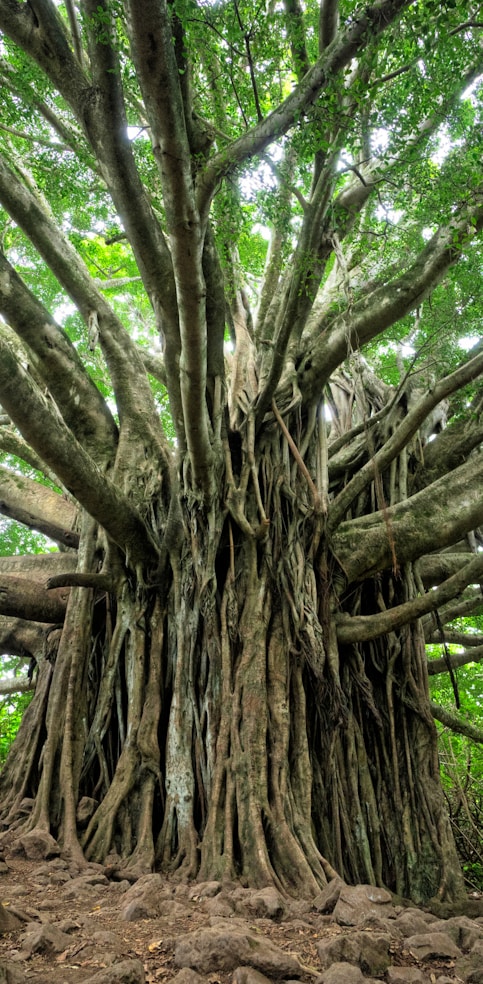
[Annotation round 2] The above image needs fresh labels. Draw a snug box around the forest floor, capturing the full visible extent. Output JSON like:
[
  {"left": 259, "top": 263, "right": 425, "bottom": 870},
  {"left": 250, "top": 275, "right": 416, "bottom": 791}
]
[{"left": 1, "top": 855, "right": 483, "bottom": 984}]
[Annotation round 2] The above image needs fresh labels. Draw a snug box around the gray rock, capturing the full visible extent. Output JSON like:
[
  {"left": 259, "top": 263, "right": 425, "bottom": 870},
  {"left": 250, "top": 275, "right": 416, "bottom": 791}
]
[
  {"left": 61, "top": 871, "right": 110, "bottom": 900},
  {"left": 386, "top": 969, "right": 429, "bottom": 983},
  {"left": 332, "top": 884, "right": 394, "bottom": 926},
  {"left": 0, "top": 904, "right": 23, "bottom": 934},
  {"left": 233, "top": 968, "right": 273, "bottom": 984},
  {"left": 360, "top": 913, "right": 403, "bottom": 936},
  {"left": 174, "top": 921, "right": 303, "bottom": 976},
  {"left": 170, "top": 971, "right": 205, "bottom": 984},
  {"left": 430, "top": 915, "right": 482, "bottom": 950},
  {"left": 244, "top": 887, "right": 285, "bottom": 921},
  {"left": 188, "top": 881, "right": 222, "bottom": 900},
  {"left": 316, "top": 963, "right": 366, "bottom": 984},
  {"left": 312, "top": 877, "right": 346, "bottom": 914},
  {"left": 120, "top": 872, "right": 171, "bottom": 920},
  {"left": 316, "top": 930, "right": 391, "bottom": 976},
  {"left": 203, "top": 895, "right": 235, "bottom": 918},
  {"left": 395, "top": 911, "right": 435, "bottom": 937},
  {"left": 20, "top": 922, "right": 72, "bottom": 955},
  {"left": 82, "top": 959, "right": 146, "bottom": 983},
  {"left": 455, "top": 938, "right": 483, "bottom": 984},
  {"left": 76, "top": 796, "right": 99, "bottom": 827},
  {"left": 0, "top": 962, "right": 27, "bottom": 983},
  {"left": 17, "top": 830, "right": 60, "bottom": 861},
  {"left": 56, "top": 918, "right": 81, "bottom": 934},
  {"left": 403, "top": 931, "right": 463, "bottom": 961}
]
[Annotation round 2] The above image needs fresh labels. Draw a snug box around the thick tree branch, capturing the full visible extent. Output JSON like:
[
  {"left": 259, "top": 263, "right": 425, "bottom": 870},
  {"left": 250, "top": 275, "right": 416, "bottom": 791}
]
[
  {"left": 426, "top": 629, "right": 483, "bottom": 648},
  {"left": 333, "top": 451, "right": 483, "bottom": 583},
  {"left": 0, "top": 0, "right": 182, "bottom": 442},
  {"left": 336, "top": 554, "right": 483, "bottom": 644},
  {"left": 416, "top": 554, "right": 475, "bottom": 588},
  {"left": 283, "top": 0, "right": 310, "bottom": 79},
  {"left": 319, "top": 0, "right": 339, "bottom": 51},
  {"left": 0, "top": 426, "right": 50, "bottom": 475},
  {"left": 329, "top": 344, "right": 483, "bottom": 530},
  {"left": 0, "top": 675, "right": 35, "bottom": 696},
  {"left": 0, "top": 465, "right": 79, "bottom": 549},
  {"left": 428, "top": 647, "right": 483, "bottom": 675},
  {"left": 423, "top": 591, "right": 483, "bottom": 638},
  {"left": 0, "top": 613, "right": 57, "bottom": 659},
  {"left": 0, "top": 327, "right": 158, "bottom": 570},
  {"left": 0, "top": 575, "right": 68, "bottom": 623},
  {"left": 0, "top": 159, "right": 170, "bottom": 472},
  {"left": 430, "top": 703, "right": 483, "bottom": 745},
  {"left": 0, "top": 246, "right": 118, "bottom": 459},
  {"left": 127, "top": 0, "right": 214, "bottom": 494},
  {"left": 414, "top": 414, "right": 483, "bottom": 488}
]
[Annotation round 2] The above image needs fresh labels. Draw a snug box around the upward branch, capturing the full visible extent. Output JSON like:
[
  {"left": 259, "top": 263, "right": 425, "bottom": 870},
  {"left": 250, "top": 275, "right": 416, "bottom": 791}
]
[{"left": 127, "top": 0, "right": 214, "bottom": 494}]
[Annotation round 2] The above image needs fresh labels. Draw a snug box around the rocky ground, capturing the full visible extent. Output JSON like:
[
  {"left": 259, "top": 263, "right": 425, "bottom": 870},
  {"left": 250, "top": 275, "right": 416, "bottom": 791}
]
[{"left": 1, "top": 835, "right": 482, "bottom": 984}]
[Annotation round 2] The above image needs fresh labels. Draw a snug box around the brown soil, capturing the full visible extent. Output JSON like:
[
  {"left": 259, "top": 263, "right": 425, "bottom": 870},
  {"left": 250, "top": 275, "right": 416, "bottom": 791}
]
[{"left": 0, "top": 858, "right": 481, "bottom": 984}]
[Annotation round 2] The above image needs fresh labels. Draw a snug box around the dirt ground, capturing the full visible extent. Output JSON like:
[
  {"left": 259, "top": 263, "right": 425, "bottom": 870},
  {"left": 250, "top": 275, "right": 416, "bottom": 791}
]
[{"left": 1, "top": 857, "right": 482, "bottom": 984}]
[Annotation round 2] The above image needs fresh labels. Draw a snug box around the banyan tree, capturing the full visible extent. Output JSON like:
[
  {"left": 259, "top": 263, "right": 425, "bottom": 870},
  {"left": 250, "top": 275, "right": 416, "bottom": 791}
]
[{"left": 0, "top": 0, "right": 482, "bottom": 902}]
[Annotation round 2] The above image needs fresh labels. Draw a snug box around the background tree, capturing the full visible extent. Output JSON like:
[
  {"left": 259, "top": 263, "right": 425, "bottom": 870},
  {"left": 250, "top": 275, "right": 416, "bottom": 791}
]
[{"left": 0, "top": 0, "right": 482, "bottom": 903}]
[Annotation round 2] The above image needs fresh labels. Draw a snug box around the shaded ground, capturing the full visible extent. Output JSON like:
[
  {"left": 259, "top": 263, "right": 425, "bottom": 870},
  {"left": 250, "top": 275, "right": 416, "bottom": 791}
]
[{"left": 1, "top": 854, "right": 482, "bottom": 984}]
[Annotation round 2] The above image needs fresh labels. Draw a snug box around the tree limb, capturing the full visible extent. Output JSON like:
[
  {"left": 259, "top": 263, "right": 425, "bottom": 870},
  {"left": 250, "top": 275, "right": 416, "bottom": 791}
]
[
  {"left": 127, "top": 0, "right": 214, "bottom": 494},
  {"left": 0, "top": 465, "right": 79, "bottom": 548},
  {"left": 428, "top": 647, "right": 483, "bottom": 675},
  {"left": 0, "top": 326, "right": 158, "bottom": 570},
  {"left": 336, "top": 553, "right": 483, "bottom": 644},
  {"left": 319, "top": 0, "right": 339, "bottom": 51},
  {"left": 329, "top": 344, "right": 483, "bottom": 531},
  {"left": 0, "top": 245, "right": 118, "bottom": 458},
  {"left": 0, "top": 675, "right": 35, "bottom": 696},
  {"left": 0, "top": 575, "right": 68, "bottom": 623},
  {"left": 298, "top": 189, "right": 483, "bottom": 402},
  {"left": 333, "top": 451, "right": 483, "bottom": 584},
  {"left": 430, "top": 703, "right": 483, "bottom": 745}
]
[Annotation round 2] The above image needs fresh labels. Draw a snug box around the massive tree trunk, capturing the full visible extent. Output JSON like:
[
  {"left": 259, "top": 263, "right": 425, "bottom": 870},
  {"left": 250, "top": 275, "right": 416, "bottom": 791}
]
[
  {"left": 0, "top": 0, "right": 482, "bottom": 905},
  {"left": 1, "top": 383, "right": 476, "bottom": 901}
]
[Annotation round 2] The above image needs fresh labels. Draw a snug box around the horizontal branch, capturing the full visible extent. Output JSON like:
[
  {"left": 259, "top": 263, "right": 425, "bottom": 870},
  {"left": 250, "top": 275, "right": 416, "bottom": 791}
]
[
  {"left": 335, "top": 553, "right": 483, "bottom": 644},
  {"left": 428, "top": 646, "right": 483, "bottom": 675},
  {"left": 46, "top": 572, "right": 113, "bottom": 592},
  {"left": 333, "top": 451, "right": 483, "bottom": 583},
  {"left": 0, "top": 574, "right": 68, "bottom": 623},
  {"left": 0, "top": 675, "right": 35, "bottom": 696},
  {"left": 430, "top": 703, "right": 483, "bottom": 745},
  {"left": 415, "top": 554, "right": 472, "bottom": 588},
  {"left": 426, "top": 628, "right": 483, "bottom": 648},
  {"left": 0, "top": 465, "right": 79, "bottom": 548},
  {"left": 0, "top": 614, "right": 56, "bottom": 659},
  {"left": 0, "top": 553, "right": 77, "bottom": 578},
  {"left": 423, "top": 591, "right": 483, "bottom": 638}
]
